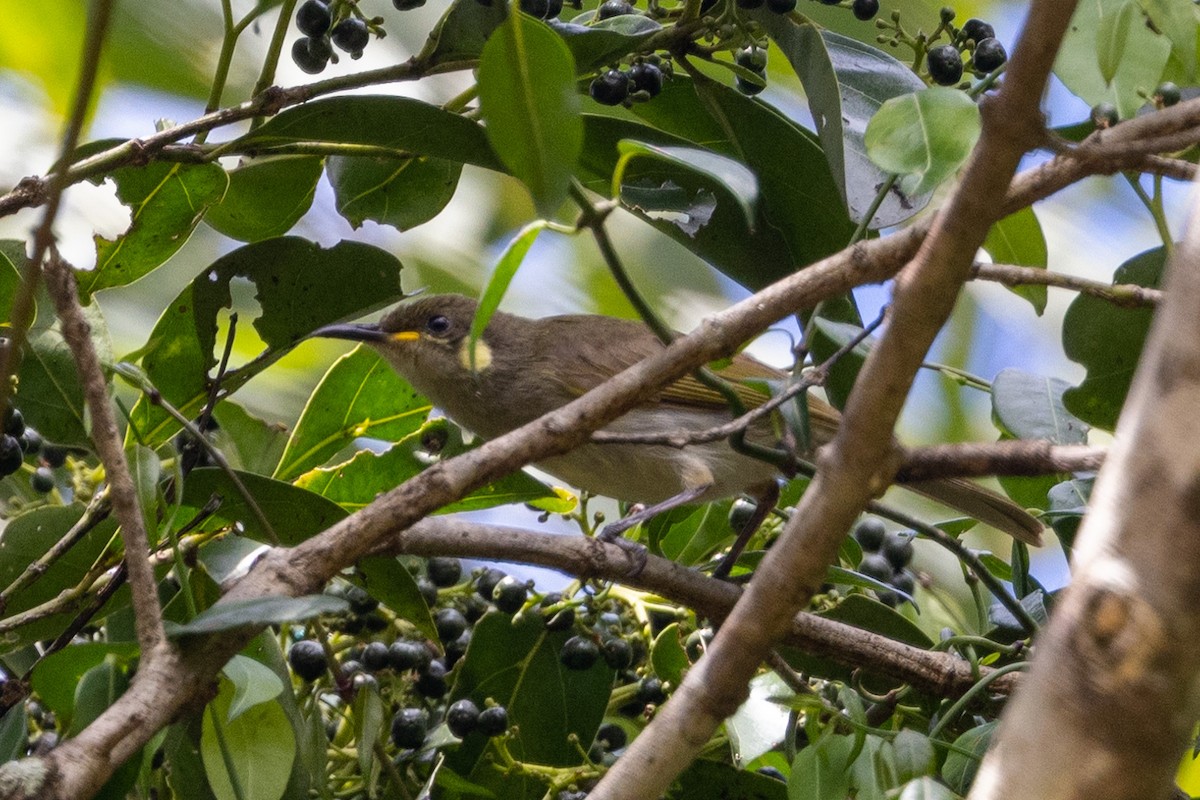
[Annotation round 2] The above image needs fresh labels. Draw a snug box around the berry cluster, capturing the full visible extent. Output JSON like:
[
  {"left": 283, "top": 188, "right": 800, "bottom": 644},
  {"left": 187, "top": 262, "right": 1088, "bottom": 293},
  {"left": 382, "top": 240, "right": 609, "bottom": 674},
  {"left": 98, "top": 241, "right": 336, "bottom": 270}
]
[
  {"left": 291, "top": 0, "right": 377, "bottom": 75},
  {"left": 1, "top": 404, "right": 68, "bottom": 498},
  {"left": 734, "top": 46, "right": 768, "bottom": 96},
  {"left": 588, "top": 60, "right": 666, "bottom": 106},
  {"left": 923, "top": 16, "right": 1008, "bottom": 86},
  {"left": 852, "top": 518, "right": 916, "bottom": 606}
]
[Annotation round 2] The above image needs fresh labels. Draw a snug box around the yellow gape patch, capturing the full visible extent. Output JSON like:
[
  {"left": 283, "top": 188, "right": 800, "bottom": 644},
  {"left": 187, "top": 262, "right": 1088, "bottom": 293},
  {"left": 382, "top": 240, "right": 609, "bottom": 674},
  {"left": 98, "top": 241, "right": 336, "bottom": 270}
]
[{"left": 458, "top": 338, "right": 492, "bottom": 372}]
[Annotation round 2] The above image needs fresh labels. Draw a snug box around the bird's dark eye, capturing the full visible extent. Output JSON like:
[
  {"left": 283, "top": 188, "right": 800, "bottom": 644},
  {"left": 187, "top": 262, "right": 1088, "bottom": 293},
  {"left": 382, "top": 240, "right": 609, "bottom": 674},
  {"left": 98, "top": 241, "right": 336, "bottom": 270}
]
[{"left": 426, "top": 315, "right": 451, "bottom": 335}]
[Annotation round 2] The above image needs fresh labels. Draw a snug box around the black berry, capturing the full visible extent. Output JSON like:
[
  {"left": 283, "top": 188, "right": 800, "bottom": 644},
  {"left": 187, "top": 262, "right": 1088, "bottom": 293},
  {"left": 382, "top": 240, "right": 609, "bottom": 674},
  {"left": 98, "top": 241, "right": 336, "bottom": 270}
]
[
  {"left": 766, "top": 0, "right": 795, "bottom": 12},
  {"left": 602, "top": 638, "right": 633, "bottom": 670},
  {"left": 1091, "top": 102, "right": 1119, "bottom": 128},
  {"left": 973, "top": 38, "right": 1007, "bottom": 72},
  {"left": 475, "top": 567, "right": 507, "bottom": 601},
  {"left": 291, "top": 37, "right": 330, "bottom": 75},
  {"left": 417, "top": 578, "right": 438, "bottom": 607},
  {"left": 415, "top": 660, "right": 449, "bottom": 698},
  {"left": 960, "top": 18, "right": 995, "bottom": 44},
  {"left": 394, "top": 0, "right": 427, "bottom": 8},
  {"left": 559, "top": 635, "right": 600, "bottom": 670},
  {"left": 477, "top": 705, "right": 509, "bottom": 736},
  {"left": 736, "top": 0, "right": 765, "bottom": 7},
  {"left": 540, "top": 594, "right": 575, "bottom": 632},
  {"left": 757, "top": 766, "right": 786, "bottom": 781},
  {"left": 288, "top": 640, "right": 328, "bottom": 682},
  {"left": 735, "top": 46, "right": 767, "bottom": 73},
  {"left": 590, "top": 70, "right": 630, "bottom": 106},
  {"left": 361, "top": 641, "right": 390, "bottom": 672},
  {"left": 388, "top": 640, "right": 432, "bottom": 672},
  {"left": 595, "top": 722, "right": 627, "bottom": 750},
  {"left": 492, "top": 576, "right": 529, "bottom": 614},
  {"left": 446, "top": 699, "right": 481, "bottom": 737},
  {"left": 629, "top": 63, "right": 664, "bottom": 98},
  {"left": 331, "top": 18, "right": 370, "bottom": 56},
  {"left": 434, "top": 607, "right": 468, "bottom": 642},
  {"left": 345, "top": 585, "right": 378, "bottom": 615},
  {"left": 19, "top": 427, "right": 41, "bottom": 455},
  {"left": 0, "top": 435, "right": 23, "bottom": 477},
  {"left": 427, "top": 556, "right": 462, "bottom": 587},
  {"left": 295, "top": 0, "right": 332, "bottom": 37},
  {"left": 852, "top": 0, "right": 878, "bottom": 20},
  {"left": 390, "top": 708, "right": 429, "bottom": 749},
  {"left": 1154, "top": 82, "right": 1181, "bottom": 108},
  {"left": 597, "top": 0, "right": 634, "bottom": 18},
  {"left": 444, "top": 631, "right": 471, "bottom": 668},
  {"left": 891, "top": 569, "right": 915, "bottom": 597},
  {"left": 858, "top": 553, "right": 894, "bottom": 583},
  {"left": 882, "top": 532, "right": 914, "bottom": 569},
  {"left": 41, "top": 443, "right": 67, "bottom": 469},
  {"left": 927, "top": 44, "right": 963, "bottom": 86},
  {"left": 735, "top": 76, "right": 765, "bottom": 96},
  {"left": 728, "top": 498, "right": 758, "bottom": 533},
  {"left": 30, "top": 467, "right": 54, "bottom": 494},
  {"left": 636, "top": 676, "right": 667, "bottom": 705},
  {"left": 4, "top": 408, "right": 24, "bottom": 437},
  {"left": 852, "top": 518, "right": 887, "bottom": 552}
]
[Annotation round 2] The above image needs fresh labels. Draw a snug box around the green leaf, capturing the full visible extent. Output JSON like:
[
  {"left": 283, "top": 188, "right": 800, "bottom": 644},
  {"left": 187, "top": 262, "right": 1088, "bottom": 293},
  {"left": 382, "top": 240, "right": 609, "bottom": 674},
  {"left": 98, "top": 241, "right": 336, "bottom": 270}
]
[
  {"left": 667, "top": 759, "right": 786, "bottom": 800},
  {"left": 1097, "top": 0, "right": 1137, "bottom": 82},
  {"left": 655, "top": 501, "right": 734, "bottom": 567},
  {"left": 211, "top": 401, "right": 289, "bottom": 476},
  {"left": 204, "top": 156, "right": 322, "bottom": 242},
  {"left": 478, "top": 13, "right": 582, "bottom": 215},
  {"left": 617, "top": 140, "right": 759, "bottom": 230},
  {"left": 0, "top": 705, "right": 26, "bottom": 764},
  {"left": 1062, "top": 245, "right": 1164, "bottom": 430},
  {"left": 421, "top": 0, "right": 508, "bottom": 66},
  {"left": 1138, "top": 0, "right": 1197, "bottom": 81},
  {"left": 1046, "top": 476, "right": 1093, "bottom": 553},
  {"left": 992, "top": 369, "right": 1090, "bottom": 444},
  {"left": 201, "top": 677, "right": 296, "bottom": 800},
  {"left": 891, "top": 730, "right": 936, "bottom": 783},
  {"left": 132, "top": 237, "right": 403, "bottom": 446},
  {"left": 789, "top": 734, "right": 856, "bottom": 800},
  {"left": 808, "top": 319, "right": 875, "bottom": 409},
  {"left": 295, "top": 421, "right": 556, "bottom": 514},
  {"left": 0, "top": 242, "right": 31, "bottom": 326},
  {"left": 940, "top": 721, "right": 996, "bottom": 794},
  {"left": 326, "top": 155, "right": 462, "bottom": 232},
  {"left": 275, "top": 345, "right": 430, "bottom": 481},
  {"left": 222, "top": 655, "right": 284, "bottom": 722},
  {"left": 549, "top": 15, "right": 662, "bottom": 73},
  {"left": 169, "top": 595, "right": 349, "bottom": 636},
  {"left": 1054, "top": 0, "right": 1172, "bottom": 118},
  {"left": 71, "top": 659, "right": 144, "bottom": 799},
  {"left": 18, "top": 329, "right": 90, "bottom": 447},
  {"left": 470, "top": 221, "right": 547, "bottom": 369},
  {"left": 650, "top": 623, "right": 689, "bottom": 687},
  {"left": 898, "top": 776, "right": 961, "bottom": 800},
  {"left": 79, "top": 161, "right": 228, "bottom": 298},
  {"left": 30, "top": 643, "right": 139, "bottom": 722},
  {"left": 180, "top": 467, "right": 350, "bottom": 545},
  {"left": 352, "top": 681, "right": 385, "bottom": 779},
  {"left": 129, "top": 444, "right": 162, "bottom": 545},
  {"left": 983, "top": 208, "right": 1049, "bottom": 315},
  {"left": 865, "top": 87, "right": 981, "bottom": 197},
  {"left": 753, "top": 18, "right": 929, "bottom": 227},
  {"left": 726, "top": 672, "right": 793, "bottom": 767},
  {"left": 445, "top": 612, "right": 613, "bottom": 789},
  {"left": 827, "top": 566, "right": 918, "bottom": 610},
  {"left": 355, "top": 556, "right": 438, "bottom": 641},
  {"left": 234, "top": 96, "right": 502, "bottom": 172},
  {"left": 0, "top": 506, "right": 122, "bottom": 654}
]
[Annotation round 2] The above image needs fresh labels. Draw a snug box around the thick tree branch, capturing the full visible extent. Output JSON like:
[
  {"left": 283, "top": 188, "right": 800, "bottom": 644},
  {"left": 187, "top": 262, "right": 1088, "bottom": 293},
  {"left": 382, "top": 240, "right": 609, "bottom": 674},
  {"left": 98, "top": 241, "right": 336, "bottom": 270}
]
[
  {"left": 588, "top": 5, "right": 1079, "bottom": 799},
  {"left": 970, "top": 152, "right": 1200, "bottom": 800}
]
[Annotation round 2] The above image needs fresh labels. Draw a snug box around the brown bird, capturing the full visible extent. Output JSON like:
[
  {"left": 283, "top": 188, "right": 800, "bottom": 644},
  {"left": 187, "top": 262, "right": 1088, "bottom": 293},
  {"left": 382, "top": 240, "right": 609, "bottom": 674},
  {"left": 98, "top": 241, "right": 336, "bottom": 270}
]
[{"left": 313, "top": 294, "right": 1043, "bottom": 566}]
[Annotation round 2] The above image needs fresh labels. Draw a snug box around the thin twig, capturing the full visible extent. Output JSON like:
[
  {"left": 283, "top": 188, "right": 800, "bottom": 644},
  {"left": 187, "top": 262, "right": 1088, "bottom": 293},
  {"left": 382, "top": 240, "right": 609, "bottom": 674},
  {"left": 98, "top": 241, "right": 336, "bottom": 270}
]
[{"left": 972, "top": 263, "right": 1162, "bottom": 307}]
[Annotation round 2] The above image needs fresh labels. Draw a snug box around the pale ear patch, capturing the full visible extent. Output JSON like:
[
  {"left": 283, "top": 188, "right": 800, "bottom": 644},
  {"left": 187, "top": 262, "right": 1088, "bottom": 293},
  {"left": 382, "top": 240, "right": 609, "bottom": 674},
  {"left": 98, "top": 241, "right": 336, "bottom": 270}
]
[{"left": 458, "top": 338, "right": 492, "bottom": 372}]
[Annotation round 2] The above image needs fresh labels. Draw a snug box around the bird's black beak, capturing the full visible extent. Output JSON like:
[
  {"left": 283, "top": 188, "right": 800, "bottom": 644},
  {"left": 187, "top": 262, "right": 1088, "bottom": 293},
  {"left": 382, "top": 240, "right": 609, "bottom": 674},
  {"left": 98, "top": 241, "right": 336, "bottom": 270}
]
[{"left": 309, "top": 322, "right": 388, "bottom": 342}]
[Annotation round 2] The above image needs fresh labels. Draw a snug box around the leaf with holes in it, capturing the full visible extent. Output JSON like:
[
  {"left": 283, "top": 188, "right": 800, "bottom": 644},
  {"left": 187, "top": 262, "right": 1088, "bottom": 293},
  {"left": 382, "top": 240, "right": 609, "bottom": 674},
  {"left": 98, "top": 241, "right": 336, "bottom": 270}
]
[
  {"left": 617, "top": 140, "right": 758, "bottom": 231},
  {"left": 864, "top": 87, "right": 981, "bottom": 197},
  {"left": 477, "top": 13, "right": 582, "bottom": 216},
  {"left": 327, "top": 155, "right": 462, "bottom": 232},
  {"left": 79, "top": 161, "right": 228, "bottom": 299},
  {"left": 275, "top": 345, "right": 431, "bottom": 481}
]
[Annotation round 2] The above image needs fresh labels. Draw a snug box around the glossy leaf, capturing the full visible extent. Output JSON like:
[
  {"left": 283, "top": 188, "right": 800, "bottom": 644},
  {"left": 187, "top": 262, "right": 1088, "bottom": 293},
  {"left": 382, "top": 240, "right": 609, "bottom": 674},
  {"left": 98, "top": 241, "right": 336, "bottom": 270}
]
[
  {"left": 0, "top": 241, "right": 29, "bottom": 325},
  {"left": 211, "top": 401, "right": 290, "bottom": 476},
  {"left": 1047, "top": 476, "right": 1093, "bottom": 553},
  {"left": 132, "top": 237, "right": 403, "bottom": 446},
  {"left": 667, "top": 759, "right": 786, "bottom": 800},
  {"left": 650, "top": 623, "right": 688, "bottom": 687},
  {"left": 19, "top": 329, "right": 90, "bottom": 446},
  {"left": 30, "top": 642, "right": 140, "bottom": 721},
  {"left": 789, "top": 733, "right": 856, "bottom": 800},
  {"left": 1139, "top": 0, "right": 1197, "bottom": 81},
  {"left": 478, "top": 13, "right": 582, "bottom": 215},
  {"left": 180, "top": 467, "right": 349, "bottom": 546},
  {"left": 354, "top": 556, "right": 438, "bottom": 642},
  {"left": 655, "top": 501, "right": 733, "bottom": 567},
  {"left": 549, "top": 15, "right": 661, "bottom": 73},
  {"left": 204, "top": 156, "right": 322, "bottom": 242},
  {"left": 1054, "top": 0, "right": 1171, "bottom": 118},
  {"left": 0, "top": 506, "right": 121, "bottom": 654},
  {"left": 169, "top": 595, "right": 349, "bottom": 636},
  {"left": 617, "top": 140, "right": 759, "bottom": 230},
  {"left": 234, "top": 96, "right": 502, "bottom": 172},
  {"left": 0, "top": 705, "right": 26, "bottom": 764},
  {"left": 70, "top": 660, "right": 144, "bottom": 799},
  {"left": 899, "top": 777, "right": 961, "bottom": 800},
  {"left": 865, "top": 87, "right": 981, "bottom": 197},
  {"left": 941, "top": 720, "right": 996, "bottom": 794},
  {"left": 79, "top": 161, "right": 227, "bottom": 298},
  {"left": 275, "top": 345, "right": 431, "bottom": 481},
  {"left": 755, "top": 17, "right": 930, "bottom": 226},
  {"left": 983, "top": 208, "right": 1049, "bottom": 315},
  {"left": 201, "top": 677, "right": 296, "bottom": 800},
  {"left": 420, "top": 0, "right": 508, "bottom": 66},
  {"left": 1097, "top": 0, "right": 1137, "bottom": 82},
  {"left": 992, "top": 369, "right": 1089, "bottom": 444},
  {"left": 444, "top": 612, "right": 613, "bottom": 791},
  {"left": 327, "top": 155, "right": 461, "bottom": 232},
  {"left": 222, "top": 655, "right": 284, "bottom": 722},
  {"left": 726, "top": 672, "right": 792, "bottom": 767},
  {"left": 1062, "top": 246, "right": 1164, "bottom": 430},
  {"left": 892, "top": 730, "right": 936, "bottom": 783},
  {"left": 352, "top": 682, "right": 385, "bottom": 779}
]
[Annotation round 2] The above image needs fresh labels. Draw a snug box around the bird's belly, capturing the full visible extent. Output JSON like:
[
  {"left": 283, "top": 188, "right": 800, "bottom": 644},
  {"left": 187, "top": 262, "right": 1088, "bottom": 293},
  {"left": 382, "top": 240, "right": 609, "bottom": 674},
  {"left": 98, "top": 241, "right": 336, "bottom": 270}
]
[{"left": 533, "top": 407, "right": 779, "bottom": 504}]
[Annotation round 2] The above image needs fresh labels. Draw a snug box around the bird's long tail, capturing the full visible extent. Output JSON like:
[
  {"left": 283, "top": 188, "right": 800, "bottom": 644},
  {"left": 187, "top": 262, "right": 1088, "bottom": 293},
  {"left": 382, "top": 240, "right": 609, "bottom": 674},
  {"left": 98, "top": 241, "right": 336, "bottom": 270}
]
[{"left": 906, "top": 478, "right": 1044, "bottom": 545}]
